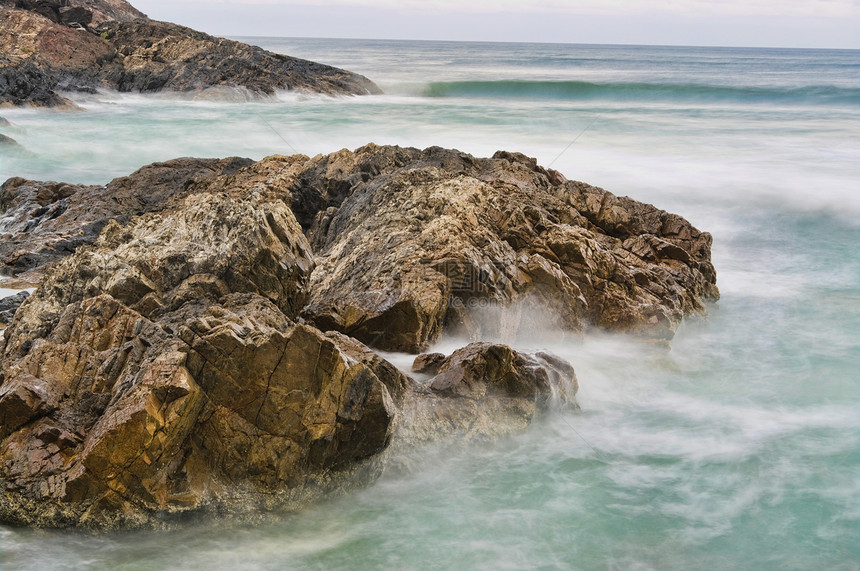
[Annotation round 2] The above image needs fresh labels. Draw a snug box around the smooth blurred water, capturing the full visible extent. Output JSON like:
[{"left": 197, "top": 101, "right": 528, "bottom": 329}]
[{"left": 1, "top": 41, "right": 859, "bottom": 570}]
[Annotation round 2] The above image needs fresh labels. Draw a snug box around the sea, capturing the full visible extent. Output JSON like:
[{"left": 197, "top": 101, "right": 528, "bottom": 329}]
[{"left": 0, "top": 40, "right": 858, "bottom": 570}]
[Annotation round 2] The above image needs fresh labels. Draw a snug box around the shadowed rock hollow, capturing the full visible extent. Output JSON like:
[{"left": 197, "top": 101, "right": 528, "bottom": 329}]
[{"left": 0, "top": 144, "right": 717, "bottom": 529}]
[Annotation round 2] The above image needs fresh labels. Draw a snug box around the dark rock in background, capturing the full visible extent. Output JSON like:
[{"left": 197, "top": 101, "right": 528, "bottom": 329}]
[
  {"left": 0, "top": 0, "right": 380, "bottom": 107},
  {"left": 0, "top": 290, "right": 29, "bottom": 323}
]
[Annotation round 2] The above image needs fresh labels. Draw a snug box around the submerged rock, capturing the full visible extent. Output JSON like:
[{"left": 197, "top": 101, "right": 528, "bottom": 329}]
[
  {"left": 0, "top": 144, "right": 718, "bottom": 529},
  {"left": 0, "top": 0, "right": 380, "bottom": 107}
]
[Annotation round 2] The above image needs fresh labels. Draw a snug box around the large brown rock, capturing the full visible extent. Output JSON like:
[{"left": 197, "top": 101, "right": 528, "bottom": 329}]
[
  {"left": 2, "top": 143, "right": 724, "bottom": 529},
  {"left": 0, "top": 294, "right": 402, "bottom": 529},
  {"left": 0, "top": 175, "right": 579, "bottom": 529},
  {"left": 4, "top": 145, "right": 717, "bottom": 350},
  {"left": 0, "top": 1, "right": 380, "bottom": 106}
]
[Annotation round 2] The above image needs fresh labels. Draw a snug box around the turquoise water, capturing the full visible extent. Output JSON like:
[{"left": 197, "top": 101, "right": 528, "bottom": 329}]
[{"left": 1, "top": 41, "right": 859, "bottom": 570}]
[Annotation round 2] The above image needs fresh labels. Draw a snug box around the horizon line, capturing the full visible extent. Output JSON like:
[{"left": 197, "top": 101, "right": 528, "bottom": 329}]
[{"left": 227, "top": 34, "right": 860, "bottom": 52}]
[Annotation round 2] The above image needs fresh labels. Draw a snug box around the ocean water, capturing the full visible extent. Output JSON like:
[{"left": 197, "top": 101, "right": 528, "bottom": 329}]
[{"left": 1, "top": 40, "right": 859, "bottom": 570}]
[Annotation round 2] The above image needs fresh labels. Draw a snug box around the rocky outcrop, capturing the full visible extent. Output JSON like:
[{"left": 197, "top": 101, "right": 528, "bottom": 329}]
[
  {"left": 0, "top": 0, "right": 380, "bottom": 107},
  {"left": 0, "top": 175, "right": 575, "bottom": 529},
  {"left": 0, "top": 144, "right": 718, "bottom": 529},
  {"left": 0, "top": 54, "right": 73, "bottom": 107},
  {"left": 2, "top": 145, "right": 719, "bottom": 346},
  {"left": 0, "top": 132, "right": 20, "bottom": 146}
]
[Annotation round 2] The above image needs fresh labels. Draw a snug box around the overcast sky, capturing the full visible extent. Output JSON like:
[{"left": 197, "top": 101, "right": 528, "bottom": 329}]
[{"left": 131, "top": 0, "right": 860, "bottom": 49}]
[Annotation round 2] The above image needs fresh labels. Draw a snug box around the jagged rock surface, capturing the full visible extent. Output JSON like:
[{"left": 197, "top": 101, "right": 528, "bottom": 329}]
[
  {"left": 2, "top": 145, "right": 719, "bottom": 348},
  {"left": 0, "top": 0, "right": 380, "bottom": 107},
  {"left": 0, "top": 54, "right": 73, "bottom": 107},
  {"left": 395, "top": 343, "right": 578, "bottom": 448},
  {"left": 0, "top": 178, "right": 577, "bottom": 529}
]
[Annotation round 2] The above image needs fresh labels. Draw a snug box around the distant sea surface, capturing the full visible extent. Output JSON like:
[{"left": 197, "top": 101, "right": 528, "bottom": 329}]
[{"left": 1, "top": 40, "right": 859, "bottom": 570}]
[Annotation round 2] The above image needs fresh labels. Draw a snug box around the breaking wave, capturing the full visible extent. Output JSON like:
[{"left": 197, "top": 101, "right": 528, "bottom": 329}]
[{"left": 424, "top": 79, "right": 860, "bottom": 105}]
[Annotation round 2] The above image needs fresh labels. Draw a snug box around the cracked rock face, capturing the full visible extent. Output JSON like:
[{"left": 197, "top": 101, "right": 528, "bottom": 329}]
[
  {"left": 0, "top": 157, "right": 253, "bottom": 279},
  {"left": 4, "top": 145, "right": 719, "bottom": 352}
]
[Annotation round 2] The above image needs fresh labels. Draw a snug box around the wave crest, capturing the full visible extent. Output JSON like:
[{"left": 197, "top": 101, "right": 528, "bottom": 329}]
[{"left": 424, "top": 80, "right": 860, "bottom": 105}]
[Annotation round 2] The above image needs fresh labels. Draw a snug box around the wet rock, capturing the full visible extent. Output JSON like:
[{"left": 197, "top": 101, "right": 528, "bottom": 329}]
[
  {"left": 0, "top": 55, "right": 75, "bottom": 108},
  {"left": 426, "top": 343, "right": 575, "bottom": 406},
  {"left": 0, "top": 0, "right": 380, "bottom": 107},
  {"left": 0, "top": 289, "right": 29, "bottom": 323},
  {"left": 412, "top": 352, "right": 446, "bottom": 375},
  {"left": 0, "top": 132, "right": 20, "bottom": 146}
]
